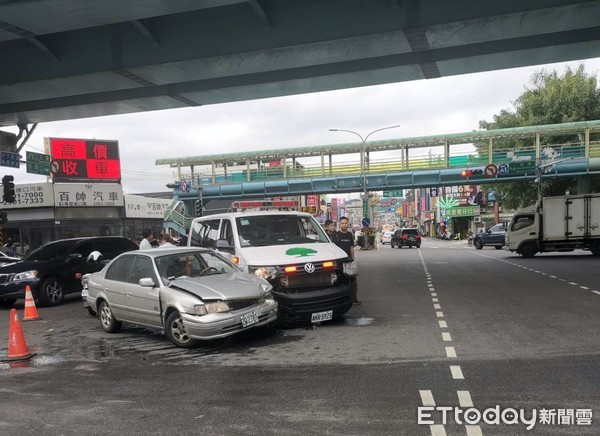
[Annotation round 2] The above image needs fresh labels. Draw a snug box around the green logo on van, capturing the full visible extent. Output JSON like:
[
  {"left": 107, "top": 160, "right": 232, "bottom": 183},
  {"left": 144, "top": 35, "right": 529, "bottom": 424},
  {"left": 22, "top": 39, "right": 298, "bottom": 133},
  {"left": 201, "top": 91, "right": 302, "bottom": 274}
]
[{"left": 286, "top": 247, "right": 317, "bottom": 257}]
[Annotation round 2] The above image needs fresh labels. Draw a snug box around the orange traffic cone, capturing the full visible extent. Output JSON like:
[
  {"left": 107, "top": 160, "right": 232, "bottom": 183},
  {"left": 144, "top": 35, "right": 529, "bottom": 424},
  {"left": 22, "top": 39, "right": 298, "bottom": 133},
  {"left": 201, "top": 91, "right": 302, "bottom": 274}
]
[
  {"left": 22, "top": 285, "right": 41, "bottom": 321},
  {"left": 1, "top": 309, "right": 36, "bottom": 362}
]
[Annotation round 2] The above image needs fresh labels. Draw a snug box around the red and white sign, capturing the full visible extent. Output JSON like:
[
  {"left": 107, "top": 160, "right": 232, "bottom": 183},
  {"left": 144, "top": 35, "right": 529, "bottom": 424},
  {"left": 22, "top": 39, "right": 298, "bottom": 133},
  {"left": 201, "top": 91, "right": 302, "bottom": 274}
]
[{"left": 46, "top": 137, "right": 121, "bottom": 183}]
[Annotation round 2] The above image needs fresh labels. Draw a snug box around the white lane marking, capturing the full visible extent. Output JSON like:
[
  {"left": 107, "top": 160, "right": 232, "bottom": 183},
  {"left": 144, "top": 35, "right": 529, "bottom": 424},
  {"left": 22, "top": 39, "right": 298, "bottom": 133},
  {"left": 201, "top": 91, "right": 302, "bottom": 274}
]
[
  {"left": 445, "top": 347, "right": 457, "bottom": 358},
  {"left": 450, "top": 366, "right": 464, "bottom": 379},
  {"left": 568, "top": 282, "right": 578, "bottom": 286},
  {"left": 580, "top": 286, "right": 590, "bottom": 290},
  {"left": 466, "top": 425, "right": 483, "bottom": 436},
  {"left": 457, "top": 391, "right": 473, "bottom": 407},
  {"left": 433, "top": 303, "right": 441, "bottom": 309},
  {"left": 430, "top": 424, "right": 447, "bottom": 436},
  {"left": 442, "top": 332, "right": 452, "bottom": 342},
  {"left": 549, "top": 275, "right": 556, "bottom": 278},
  {"left": 420, "top": 390, "right": 436, "bottom": 406},
  {"left": 431, "top": 293, "right": 438, "bottom": 297},
  {"left": 432, "top": 298, "right": 439, "bottom": 302},
  {"left": 439, "top": 320, "right": 448, "bottom": 328},
  {"left": 436, "top": 311, "right": 444, "bottom": 318},
  {"left": 593, "top": 291, "right": 600, "bottom": 296}
]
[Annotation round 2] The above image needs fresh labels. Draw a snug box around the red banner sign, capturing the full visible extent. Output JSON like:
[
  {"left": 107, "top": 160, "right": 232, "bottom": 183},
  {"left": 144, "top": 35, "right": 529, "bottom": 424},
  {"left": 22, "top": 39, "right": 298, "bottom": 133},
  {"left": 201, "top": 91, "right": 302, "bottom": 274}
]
[{"left": 48, "top": 137, "right": 121, "bottom": 182}]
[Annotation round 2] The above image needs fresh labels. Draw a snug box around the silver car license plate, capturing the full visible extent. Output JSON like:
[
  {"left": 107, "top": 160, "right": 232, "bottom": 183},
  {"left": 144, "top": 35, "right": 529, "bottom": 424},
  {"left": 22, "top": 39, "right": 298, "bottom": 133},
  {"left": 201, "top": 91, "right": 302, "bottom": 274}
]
[
  {"left": 311, "top": 310, "right": 333, "bottom": 323},
  {"left": 240, "top": 310, "right": 259, "bottom": 327}
]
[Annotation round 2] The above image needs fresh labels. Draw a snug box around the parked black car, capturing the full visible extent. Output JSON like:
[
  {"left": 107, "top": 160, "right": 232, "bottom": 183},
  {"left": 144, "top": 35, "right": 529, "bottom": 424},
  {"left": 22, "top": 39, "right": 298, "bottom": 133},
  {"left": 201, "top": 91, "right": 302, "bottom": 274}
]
[
  {"left": 0, "top": 237, "right": 138, "bottom": 307},
  {"left": 390, "top": 228, "right": 422, "bottom": 248},
  {"left": 473, "top": 223, "right": 507, "bottom": 249}
]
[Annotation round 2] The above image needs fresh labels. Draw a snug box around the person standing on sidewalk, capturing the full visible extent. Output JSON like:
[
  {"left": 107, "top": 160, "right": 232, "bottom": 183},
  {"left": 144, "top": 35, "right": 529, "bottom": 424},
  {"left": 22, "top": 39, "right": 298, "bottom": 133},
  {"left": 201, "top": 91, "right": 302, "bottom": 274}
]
[
  {"left": 324, "top": 219, "right": 339, "bottom": 243},
  {"left": 335, "top": 216, "right": 360, "bottom": 305},
  {"left": 140, "top": 228, "right": 154, "bottom": 250}
]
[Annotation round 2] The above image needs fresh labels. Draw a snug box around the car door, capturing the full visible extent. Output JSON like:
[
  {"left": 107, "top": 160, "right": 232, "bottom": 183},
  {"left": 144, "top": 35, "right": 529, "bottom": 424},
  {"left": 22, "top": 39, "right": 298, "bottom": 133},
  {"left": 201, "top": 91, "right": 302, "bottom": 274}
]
[
  {"left": 125, "top": 255, "right": 162, "bottom": 327},
  {"left": 64, "top": 241, "right": 96, "bottom": 291},
  {"left": 102, "top": 254, "right": 136, "bottom": 320},
  {"left": 488, "top": 225, "right": 506, "bottom": 245}
]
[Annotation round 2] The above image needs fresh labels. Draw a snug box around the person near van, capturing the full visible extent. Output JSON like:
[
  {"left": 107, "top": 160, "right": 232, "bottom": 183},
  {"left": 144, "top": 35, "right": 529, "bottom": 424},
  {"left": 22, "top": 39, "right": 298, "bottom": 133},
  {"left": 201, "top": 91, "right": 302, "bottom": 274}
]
[
  {"left": 324, "top": 219, "right": 339, "bottom": 243},
  {"left": 159, "top": 233, "right": 176, "bottom": 248},
  {"left": 140, "top": 228, "right": 153, "bottom": 250},
  {"left": 335, "top": 216, "right": 360, "bottom": 305}
]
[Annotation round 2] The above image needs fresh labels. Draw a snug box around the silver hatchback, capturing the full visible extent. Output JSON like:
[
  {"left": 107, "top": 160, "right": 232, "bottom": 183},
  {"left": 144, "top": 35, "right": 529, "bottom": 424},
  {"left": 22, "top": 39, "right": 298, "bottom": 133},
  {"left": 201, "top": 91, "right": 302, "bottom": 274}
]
[{"left": 83, "top": 247, "right": 277, "bottom": 347}]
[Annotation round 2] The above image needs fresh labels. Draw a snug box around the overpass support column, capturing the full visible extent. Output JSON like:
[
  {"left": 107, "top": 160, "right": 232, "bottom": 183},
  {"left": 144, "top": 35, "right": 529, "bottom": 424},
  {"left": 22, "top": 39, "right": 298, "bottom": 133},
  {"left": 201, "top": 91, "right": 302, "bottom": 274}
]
[
  {"left": 535, "top": 132, "right": 540, "bottom": 161},
  {"left": 213, "top": 161, "right": 217, "bottom": 184},
  {"left": 577, "top": 175, "right": 592, "bottom": 194},
  {"left": 585, "top": 128, "right": 590, "bottom": 158},
  {"left": 246, "top": 158, "right": 250, "bottom": 182},
  {"left": 488, "top": 138, "right": 493, "bottom": 164},
  {"left": 283, "top": 157, "right": 287, "bottom": 178},
  {"left": 443, "top": 140, "right": 449, "bottom": 168}
]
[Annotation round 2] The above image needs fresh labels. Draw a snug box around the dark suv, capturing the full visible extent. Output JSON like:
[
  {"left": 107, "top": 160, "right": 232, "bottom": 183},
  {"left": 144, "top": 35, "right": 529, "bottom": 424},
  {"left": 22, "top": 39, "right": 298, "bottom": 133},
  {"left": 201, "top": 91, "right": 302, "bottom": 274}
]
[
  {"left": 391, "top": 228, "right": 421, "bottom": 248},
  {"left": 0, "top": 237, "right": 138, "bottom": 307},
  {"left": 473, "top": 223, "right": 507, "bottom": 250}
]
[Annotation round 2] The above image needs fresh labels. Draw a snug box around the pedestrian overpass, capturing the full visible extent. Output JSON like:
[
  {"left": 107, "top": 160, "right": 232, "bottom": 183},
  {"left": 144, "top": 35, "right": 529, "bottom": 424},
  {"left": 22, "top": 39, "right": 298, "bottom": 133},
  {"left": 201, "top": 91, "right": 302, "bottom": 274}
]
[{"left": 157, "top": 119, "right": 600, "bottom": 201}]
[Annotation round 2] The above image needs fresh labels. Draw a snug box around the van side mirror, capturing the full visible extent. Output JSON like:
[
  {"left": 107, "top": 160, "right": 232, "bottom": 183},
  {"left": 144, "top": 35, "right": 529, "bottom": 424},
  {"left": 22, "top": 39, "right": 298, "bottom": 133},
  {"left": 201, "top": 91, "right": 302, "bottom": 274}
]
[{"left": 216, "top": 239, "right": 232, "bottom": 249}]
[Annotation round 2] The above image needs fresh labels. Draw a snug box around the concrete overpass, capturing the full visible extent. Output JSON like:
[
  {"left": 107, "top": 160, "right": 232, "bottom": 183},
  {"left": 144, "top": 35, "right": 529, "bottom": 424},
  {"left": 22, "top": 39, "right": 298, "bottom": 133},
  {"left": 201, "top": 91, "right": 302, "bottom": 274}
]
[{"left": 1, "top": 0, "right": 600, "bottom": 137}]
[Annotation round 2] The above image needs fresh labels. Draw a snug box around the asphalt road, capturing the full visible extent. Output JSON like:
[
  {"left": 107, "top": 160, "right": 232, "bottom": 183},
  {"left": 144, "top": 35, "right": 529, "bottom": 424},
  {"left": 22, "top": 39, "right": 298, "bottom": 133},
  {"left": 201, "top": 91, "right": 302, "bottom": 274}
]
[{"left": 1, "top": 240, "right": 599, "bottom": 435}]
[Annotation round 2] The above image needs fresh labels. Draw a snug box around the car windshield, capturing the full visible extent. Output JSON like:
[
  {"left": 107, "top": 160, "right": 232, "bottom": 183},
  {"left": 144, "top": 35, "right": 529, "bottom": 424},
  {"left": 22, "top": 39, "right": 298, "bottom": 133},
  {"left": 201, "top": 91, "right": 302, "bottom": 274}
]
[
  {"left": 155, "top": 250, "right": 239, "bottom": 283},
  {"left": 22, "top": 240, "right": 81, "bottom": 261},
  {"left": 402, "top": 229, "right": 419, "bottom": 236},
  {"left": 236, "top": 215, "right": 329, "bottom": 247}
]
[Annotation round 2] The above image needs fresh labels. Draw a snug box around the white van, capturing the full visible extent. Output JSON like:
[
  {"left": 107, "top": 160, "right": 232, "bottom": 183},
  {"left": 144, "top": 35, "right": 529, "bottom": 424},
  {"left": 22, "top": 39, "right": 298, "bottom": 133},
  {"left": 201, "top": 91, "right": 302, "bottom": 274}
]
[{"left": 188, "top": 211, "right": 358, "bottom": 324}]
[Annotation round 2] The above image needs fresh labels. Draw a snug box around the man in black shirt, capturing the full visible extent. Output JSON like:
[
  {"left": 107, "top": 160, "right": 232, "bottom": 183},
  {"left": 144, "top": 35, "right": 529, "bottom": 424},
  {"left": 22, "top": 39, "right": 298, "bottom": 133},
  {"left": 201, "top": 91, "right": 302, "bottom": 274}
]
[
  {"left": 335, "top": 216, "right": 360, "bottom": 305},
  {"left": 324, "top": 219, "right": 339, "bottom": 243}
]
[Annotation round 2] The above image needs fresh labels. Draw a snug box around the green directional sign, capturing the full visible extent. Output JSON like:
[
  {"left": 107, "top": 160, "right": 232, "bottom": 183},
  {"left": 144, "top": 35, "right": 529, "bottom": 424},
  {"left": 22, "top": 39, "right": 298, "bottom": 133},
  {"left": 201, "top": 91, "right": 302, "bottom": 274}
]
[
  {"left": 383, "top": 190, "right": 403, "bottom": 197},
  {"left": 508, "top": 161, "right": 536, "bottom": 175},
  {"left": 26, "top": 151, "right": 51, "bottom": 176},
  {"left": 444, "top": 206, "right": 481, "bottom": 217}
]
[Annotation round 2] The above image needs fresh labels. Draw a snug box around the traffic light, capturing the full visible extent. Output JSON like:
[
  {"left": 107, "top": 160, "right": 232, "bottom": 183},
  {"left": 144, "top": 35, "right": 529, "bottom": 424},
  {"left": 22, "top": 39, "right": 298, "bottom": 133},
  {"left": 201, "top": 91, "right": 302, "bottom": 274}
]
[
  {"left": 460, "top": 169, "right": 483, "bottom": 177},
  {"left": 2, "top": 175, "right": 15, "bottom": 203},
  {"left": 195, "top": 200, "right": 203, "bottom": 217}
]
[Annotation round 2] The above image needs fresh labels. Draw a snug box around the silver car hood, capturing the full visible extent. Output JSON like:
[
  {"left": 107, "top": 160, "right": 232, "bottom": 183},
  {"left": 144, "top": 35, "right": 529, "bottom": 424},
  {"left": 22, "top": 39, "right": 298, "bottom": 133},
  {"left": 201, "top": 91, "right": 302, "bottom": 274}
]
[{"left": 168, "top": 271, "right": 263, "bottom": 300}]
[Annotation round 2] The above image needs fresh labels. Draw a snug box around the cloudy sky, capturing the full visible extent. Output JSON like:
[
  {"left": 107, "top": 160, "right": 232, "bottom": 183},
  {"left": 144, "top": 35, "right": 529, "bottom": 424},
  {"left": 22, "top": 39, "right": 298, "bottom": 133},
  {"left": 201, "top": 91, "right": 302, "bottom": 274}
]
[{"left": 5, "top": 56, "right": 600, "bottom": 194}]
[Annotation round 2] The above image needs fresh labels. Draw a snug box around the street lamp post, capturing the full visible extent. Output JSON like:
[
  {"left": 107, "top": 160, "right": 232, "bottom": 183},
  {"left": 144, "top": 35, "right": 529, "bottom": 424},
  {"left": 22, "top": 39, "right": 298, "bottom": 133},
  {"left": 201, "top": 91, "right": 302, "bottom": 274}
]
[{"left": 329, "top": 125, "right": 400, "bottom": 245}]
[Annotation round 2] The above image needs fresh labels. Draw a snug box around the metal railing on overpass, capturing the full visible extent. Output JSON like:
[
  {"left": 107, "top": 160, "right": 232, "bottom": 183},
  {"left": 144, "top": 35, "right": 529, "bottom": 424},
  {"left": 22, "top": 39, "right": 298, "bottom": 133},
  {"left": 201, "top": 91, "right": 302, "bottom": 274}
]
[{"left": 156, "top": 120, "right": 600, "bottom": 200}]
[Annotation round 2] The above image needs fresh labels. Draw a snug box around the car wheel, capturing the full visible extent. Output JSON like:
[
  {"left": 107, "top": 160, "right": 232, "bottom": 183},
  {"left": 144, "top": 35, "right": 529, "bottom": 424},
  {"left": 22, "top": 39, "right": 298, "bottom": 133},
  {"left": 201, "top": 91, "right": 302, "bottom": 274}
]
[
  {"left": 473, "top": 239, "right": 483, "bottom": 249},
  {"left": 519, "top": 242, "right": 538, "bottom": 258},
  {"left": 495, "top": 245, "right": 503, "bottom": 250},
  {"left": 165, "top": 311, "right": 200, "bottom": 348},
  {"left": 99, "top": 300, "right": 122, "bottom": 333},
  {"left": 0, "top": 298, "right": 17, "bottom": 307},
  {"left": 38, "top": 277, "right": 65, "bottom": 307}
]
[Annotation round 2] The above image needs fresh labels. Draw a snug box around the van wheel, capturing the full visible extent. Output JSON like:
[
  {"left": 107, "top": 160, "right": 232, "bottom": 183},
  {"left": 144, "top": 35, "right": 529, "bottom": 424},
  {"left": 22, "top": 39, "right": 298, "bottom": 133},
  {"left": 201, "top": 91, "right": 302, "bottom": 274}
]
[
  {"left": 519, "top": 242, "right": 538, "bottom": 258},
  {"left": 495, "top": 246, "right": 503, "bottom": 250}
]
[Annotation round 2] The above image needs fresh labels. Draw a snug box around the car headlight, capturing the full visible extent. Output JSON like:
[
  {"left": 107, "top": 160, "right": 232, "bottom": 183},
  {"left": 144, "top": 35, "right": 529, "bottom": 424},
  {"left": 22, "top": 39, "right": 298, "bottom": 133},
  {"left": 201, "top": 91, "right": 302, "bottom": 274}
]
[
  {"left": 194, "top": 301, "right": 230, "bottom": 316},
  {"left": 248, "top": 266, "right": 278, "bottom": 280},
  {"left": 258, "top": 283, "right": 273, "bottom": 302},
  {"left": 12, "top": 270, "right": 38, "bottom": 281},
  {"left": 343, "top": 261, "right": 359, "bottom": 277}
]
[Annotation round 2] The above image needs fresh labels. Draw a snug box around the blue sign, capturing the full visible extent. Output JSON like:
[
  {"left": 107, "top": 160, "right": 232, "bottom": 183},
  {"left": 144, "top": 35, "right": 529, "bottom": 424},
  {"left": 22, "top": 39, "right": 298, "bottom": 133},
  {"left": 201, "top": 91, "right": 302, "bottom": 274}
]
[
  {"left": 498, "top": 163, "right": 509, "bottom": 175},
  {"left": 362, "top": 217, "right": 371, "bottom": 227},
  {"left": 0, "top": 151, "right": 20, "bottom": 168}
]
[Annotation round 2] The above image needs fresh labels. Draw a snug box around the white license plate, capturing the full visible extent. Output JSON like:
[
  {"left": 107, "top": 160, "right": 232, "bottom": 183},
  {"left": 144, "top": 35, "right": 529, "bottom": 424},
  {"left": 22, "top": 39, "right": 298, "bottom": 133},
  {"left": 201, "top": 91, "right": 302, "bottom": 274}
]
[
  {"left": 311, "top": 310, "right": 333, "bottom": 323},
  {"left": 240, "top": 310, "right": 260, "bottom": 327}
]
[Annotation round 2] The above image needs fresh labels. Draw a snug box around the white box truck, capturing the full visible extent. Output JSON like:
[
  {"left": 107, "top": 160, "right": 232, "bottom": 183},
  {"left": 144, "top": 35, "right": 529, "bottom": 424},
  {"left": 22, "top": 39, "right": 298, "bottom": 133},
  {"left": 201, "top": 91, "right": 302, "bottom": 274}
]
[{"left": 506, "top": 193, "right": 600, "bottom": 257}]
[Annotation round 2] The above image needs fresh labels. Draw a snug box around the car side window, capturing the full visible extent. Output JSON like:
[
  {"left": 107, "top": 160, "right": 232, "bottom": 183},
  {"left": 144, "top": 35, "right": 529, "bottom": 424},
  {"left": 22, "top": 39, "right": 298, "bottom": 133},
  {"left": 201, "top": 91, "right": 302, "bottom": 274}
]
[
  {"left": 72, "top": 241, "right": 95, "bottom": 259},
  {"left": 94, "top": 238, "right": 137, "bottom": 260},
  {"left": 105, "top": 255, "right": 135, "bottom": 282},
  {"left": 129, "top": 256, "right": 155, "bottom": 284},
  {"left": 219, "top": 219, "right": 235, "bottom": 252}
]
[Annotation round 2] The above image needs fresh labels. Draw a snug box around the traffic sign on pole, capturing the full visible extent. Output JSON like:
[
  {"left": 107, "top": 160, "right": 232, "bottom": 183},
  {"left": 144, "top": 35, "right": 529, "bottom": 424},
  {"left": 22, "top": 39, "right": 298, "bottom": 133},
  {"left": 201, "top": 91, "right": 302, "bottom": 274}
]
[{"left": 26, "top": 151, "right": 51, "bottom": 175}]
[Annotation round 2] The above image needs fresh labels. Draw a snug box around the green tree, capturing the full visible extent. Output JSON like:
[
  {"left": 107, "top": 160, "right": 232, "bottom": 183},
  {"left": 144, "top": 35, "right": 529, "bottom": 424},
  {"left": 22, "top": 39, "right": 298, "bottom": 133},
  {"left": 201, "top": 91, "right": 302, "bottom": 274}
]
[{"left": 478, "top": 65, "right": 600, "bottom": 209}]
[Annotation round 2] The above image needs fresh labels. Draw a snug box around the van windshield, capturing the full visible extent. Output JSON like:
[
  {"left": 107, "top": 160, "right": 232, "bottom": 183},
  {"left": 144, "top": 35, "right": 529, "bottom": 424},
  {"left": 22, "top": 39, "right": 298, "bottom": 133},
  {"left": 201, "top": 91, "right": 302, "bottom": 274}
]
[{"left": 236, "top": 215, "right": 329, "bottom": 247}]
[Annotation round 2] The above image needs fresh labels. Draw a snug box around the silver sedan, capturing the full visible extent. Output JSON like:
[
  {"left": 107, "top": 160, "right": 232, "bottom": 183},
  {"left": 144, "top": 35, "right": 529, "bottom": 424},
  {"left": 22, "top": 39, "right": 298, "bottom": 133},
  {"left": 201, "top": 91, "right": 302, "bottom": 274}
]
[{"left": 83, "top": 247, "right": 277, "bottom": 348}]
